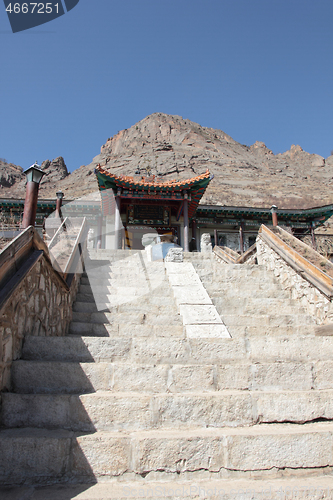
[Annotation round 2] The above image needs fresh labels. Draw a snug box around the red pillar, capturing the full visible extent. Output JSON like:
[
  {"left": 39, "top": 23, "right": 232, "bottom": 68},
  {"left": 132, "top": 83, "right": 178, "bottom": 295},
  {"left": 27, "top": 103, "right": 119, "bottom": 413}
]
[{"left": 21, "top": 182, "right": 39, "bottom": 228}]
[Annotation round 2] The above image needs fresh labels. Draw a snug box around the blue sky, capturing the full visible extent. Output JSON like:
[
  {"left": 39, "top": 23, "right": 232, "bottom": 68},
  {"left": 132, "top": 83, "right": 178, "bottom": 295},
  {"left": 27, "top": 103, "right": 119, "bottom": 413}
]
[{"left": 0, "top": 0, "right": 332, "bottom": 173}]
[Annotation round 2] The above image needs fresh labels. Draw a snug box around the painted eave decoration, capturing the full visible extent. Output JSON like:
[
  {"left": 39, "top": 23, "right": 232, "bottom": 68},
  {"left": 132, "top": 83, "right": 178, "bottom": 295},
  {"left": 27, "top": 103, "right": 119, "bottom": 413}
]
[
  {"left": 197, "top": 204, "right": 333, "bottom": 228},
  {"left": 95, "top": 165, "right": 212, "bottom": 219}
]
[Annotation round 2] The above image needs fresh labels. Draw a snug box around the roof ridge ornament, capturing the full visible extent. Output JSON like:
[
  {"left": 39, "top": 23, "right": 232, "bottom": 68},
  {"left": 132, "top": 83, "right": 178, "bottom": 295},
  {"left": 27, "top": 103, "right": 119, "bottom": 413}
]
[{"left": 95, "top": 165, "right": 210, "bottom": 188}]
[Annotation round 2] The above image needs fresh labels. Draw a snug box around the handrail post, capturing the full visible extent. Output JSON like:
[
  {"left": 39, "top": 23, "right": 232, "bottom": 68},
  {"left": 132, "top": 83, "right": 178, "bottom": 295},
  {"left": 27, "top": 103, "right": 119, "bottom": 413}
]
[
  {"left": 183, "top": 191, "right": 189, "bottom": 252},
  {"left": 271, "top": 205, "right": 278, "bottom": 226},
  {"left": 239, "top": 222, "right": 244, "bottom": 254}
]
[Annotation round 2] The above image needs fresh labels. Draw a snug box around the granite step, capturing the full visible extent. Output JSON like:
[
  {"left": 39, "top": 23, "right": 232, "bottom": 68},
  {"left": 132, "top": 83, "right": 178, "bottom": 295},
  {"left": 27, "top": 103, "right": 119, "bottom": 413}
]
[
  {"left": 74, "top": 287, "right": 172, "bottom": 303},
  {"left": 69, "top": 322, "right": 184, "bottom": 337},
  {"left": 220, "top": 313, "right": 315, "bottom": 327},
  {"left": 87, "top": 249, "right": 137, "bottom": 258},
  {"left": 212, "top": 300, "right": 309, "bottom": 317},
  {"left": 1, "top": 476, "right": 333, "bottom": 499},
  {"left": 21, "top": 335, "right": 333, "bottom": 364},
  {"left": 11, "top": 358, "right": 333, "bottom": 394},
  {"left": 71, "top": 305, "right": 179, "bottom": 323},
  {"left": 205, "top": 287, "right": 287, "bottom": 299},
  {"left": 79, "top": 287, "right": 175, "bottom": 306},
  {"left": 192, "top": 265, "right": 268, "bottom": 276},
  {"left": 22, "top": 336, "right": 133, "bottom": 362},
  {"left": 223, "top": 324, "right": 315, "bottom": 338},
  {"left": 80, "top": 276, "right": 170, "bottom": 287},
  {"left": 1, "top": 424, "right": 333, "bottom": 485},
  {"left": 79, "top": 282, "right": 170, "bottom": 295},
  {"left": 4, "top": 389, "right": 333, "bottom": 432}
]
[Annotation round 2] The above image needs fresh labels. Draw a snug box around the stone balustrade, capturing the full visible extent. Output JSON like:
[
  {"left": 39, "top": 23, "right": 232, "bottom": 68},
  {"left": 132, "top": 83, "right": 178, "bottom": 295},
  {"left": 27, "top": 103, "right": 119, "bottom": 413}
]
[
  {"left": 256, "top": 226, "right": 333, "bottom": 325},
  {"left": 0, "top": 227, "right": 83, "bottom": 392}
]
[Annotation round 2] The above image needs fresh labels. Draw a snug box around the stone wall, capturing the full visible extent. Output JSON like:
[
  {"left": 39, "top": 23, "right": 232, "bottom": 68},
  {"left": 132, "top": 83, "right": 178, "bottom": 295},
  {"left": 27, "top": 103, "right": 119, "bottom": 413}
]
[
  {"left": 0, "top": 254, "right": 80, "bottom": 392},
  {"left": 256, "top": 236, "right": 333, "bottom": 325}
]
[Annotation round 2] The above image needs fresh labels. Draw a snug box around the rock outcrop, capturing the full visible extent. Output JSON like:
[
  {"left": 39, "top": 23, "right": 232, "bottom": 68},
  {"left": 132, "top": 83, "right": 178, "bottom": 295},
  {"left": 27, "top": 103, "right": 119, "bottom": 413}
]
[
  {"left": 0, "top": 157, "right": 69, "bottom": 199},
  {"left": 0, "top": 160, "right": 24, "bottom": 190}
]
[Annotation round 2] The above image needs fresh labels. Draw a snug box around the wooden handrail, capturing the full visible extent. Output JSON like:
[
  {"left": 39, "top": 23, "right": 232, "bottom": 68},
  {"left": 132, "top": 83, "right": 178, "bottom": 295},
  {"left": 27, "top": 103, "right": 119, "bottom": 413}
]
[
  {"left": 213, "top": 243, "right": 257, "bottom": 265},
  {"left": 0, "top": 226, "right": 34, "bottom": 289},
  {"left": 0, "top": 226, "right": 70, "bottom": 314},
  {"left": 213, "top": 246, "right": 239, "bottom": 264},
  {"left": 259, "top": 225, "right": 333, "bottom": 298},
  {"left": 236, "top": 243, "right": 257, "bottom": 264}
]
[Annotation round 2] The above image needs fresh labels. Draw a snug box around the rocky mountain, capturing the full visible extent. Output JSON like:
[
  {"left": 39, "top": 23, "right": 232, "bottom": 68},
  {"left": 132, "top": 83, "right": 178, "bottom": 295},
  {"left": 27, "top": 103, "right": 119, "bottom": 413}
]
[
  {"left": 0, "top": 157, "right": 69, "bottom": 199},
  {"left": 1, "top": 113, "right": 333, "bottom": 209}
]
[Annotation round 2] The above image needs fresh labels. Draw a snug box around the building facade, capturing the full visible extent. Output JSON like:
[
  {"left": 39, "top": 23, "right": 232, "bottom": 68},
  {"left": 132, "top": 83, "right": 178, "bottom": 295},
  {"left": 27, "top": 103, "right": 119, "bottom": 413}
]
[{"left": 1, "top": 168, "right": 333, "bottom": 254}]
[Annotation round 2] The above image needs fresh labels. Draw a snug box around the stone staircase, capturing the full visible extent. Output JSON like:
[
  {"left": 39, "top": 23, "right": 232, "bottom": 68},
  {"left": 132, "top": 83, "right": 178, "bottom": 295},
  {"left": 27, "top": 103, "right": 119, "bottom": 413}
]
[
  {"left": 186, "top": 252, "right": 318, "bottom": 338},
  {"left": 1, "top": 249, "right": 333, "bottom": 495}
]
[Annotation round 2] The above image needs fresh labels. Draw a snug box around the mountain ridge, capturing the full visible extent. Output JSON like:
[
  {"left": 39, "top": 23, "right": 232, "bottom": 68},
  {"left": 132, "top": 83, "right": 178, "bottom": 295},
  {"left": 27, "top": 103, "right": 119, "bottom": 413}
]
[{"left": 1, "top": 113, "right": 333, "bottom": 209}]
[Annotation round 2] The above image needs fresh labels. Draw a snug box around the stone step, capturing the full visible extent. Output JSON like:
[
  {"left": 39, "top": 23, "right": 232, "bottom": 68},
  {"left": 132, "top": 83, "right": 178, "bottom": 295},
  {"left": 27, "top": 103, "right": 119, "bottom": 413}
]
[
  {"left": 184, "top": 251, "right": 214, "bottom": 258},
  {"left": 73, "top": 301, "right": 179, "bottom": 314},
  {"left": 212, "top": 296, "right": 299, "bottom": 307},
  {"left": 1, "top": 423, "right": 333, "bottom": 485},
  {"left": 21, "top": 335, "right": 333, "bottom": 364},
  {"left": 73, "top": 301, "right": 180, "bottom": 314},
  {"left": 213, "top": 301, "right": 309, "bottom": 317},
  {"left": 75, "top": 287, "right": 171, "bottom": 304},
  {"left": 11, "top": 358, "right": 333, "bottom": 393},
  {"left": 201, "top": 279, "right": 284, "bottom": 290},
  {"left": 199, "top": 273, "right": 280, "bottom": 284},
  {"left": 200, "top": 279, "right": 280, "bottom": 290},
  {"left": 72, "top": 305, "right": 178, "bottom": 324},
  {"left": 85, "top": 260, "right": 166, "bottom": 270},
  {"left": 80, "top": 276, "right": 170, "bottom": 287},
  {"left": 72, "top": 301, "right": 104, "bottom": 313},
  {"left": 74, "top": 286, "right": 175, "bottom": 306},
  {"left": 3, "top": 390, "right": 333, "bottom": 432},
  {"left": 69, "top": 322, "right": 184, "bottom": 337},
  {"left": 85, "top": 263, "right": 165, "bottom": 274},
  {"left": 213, "top": 297, "right": 306, "bottom": 314},
  {"left": 79, "top": 282, "right": 169, "bottom": 295},
  {"left": 220, "top": 313, "right": 315, "bottom": 328},
  {"left": 22, "top": 336, "right": 132, "bottom": 362},
  {"left": 196, "top": 267, "right": 273, "bottom": 276},
  {"left": 207, "top": 287, "right": 287, "bottom": 299},
  {"left": 2, "top": 475, "right": 333, "bottom": 499},
  {"left": 198, "top": 262, "right": 266, "bottom": 270},
  {"left": 88, "top": 249, "right": 138, "bottom": 258},
  {"left": 192, "top": 264, "right": 268, "bottom": 275},
  {"left": 222, "top": 324, "right": 315, "bottom": 339},
  {"left": 196, "top": 271, "right": 278, "bottom": 281},
  {"left": 71, "top": 311, "right": 182, "bottom": 328}
]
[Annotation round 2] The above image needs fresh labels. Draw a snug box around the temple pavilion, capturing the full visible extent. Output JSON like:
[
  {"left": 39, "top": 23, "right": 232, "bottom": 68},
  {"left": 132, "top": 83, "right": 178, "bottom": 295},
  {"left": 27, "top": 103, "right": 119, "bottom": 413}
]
[{"left": 94, "top": 166, "right": 333, "bottom": 253}]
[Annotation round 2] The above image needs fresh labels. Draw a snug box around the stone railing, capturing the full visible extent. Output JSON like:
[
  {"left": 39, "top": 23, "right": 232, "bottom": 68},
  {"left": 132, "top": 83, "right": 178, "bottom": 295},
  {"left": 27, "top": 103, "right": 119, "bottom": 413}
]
[
  {"left": 213, "top": 244, "right": 257, "bottom": 265},
  {"left": 0, "top": 223, "right": 87, "bottom": 392},
  {"left": 257, "top": 225, "right": 333, "bottom": 325}
]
